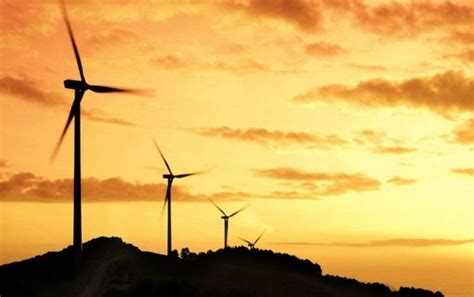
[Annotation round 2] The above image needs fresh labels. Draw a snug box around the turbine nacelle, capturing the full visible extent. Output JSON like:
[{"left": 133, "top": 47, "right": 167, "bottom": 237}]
[
  {"left": 64, "top": 79, "right": 88, "bottom": 90},
  {"left": 163, "top": 174, "right": 174, "bottom": 179}
]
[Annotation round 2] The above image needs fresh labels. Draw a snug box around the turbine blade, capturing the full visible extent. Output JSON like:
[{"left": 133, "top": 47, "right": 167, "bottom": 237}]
[
  {"left": 209, "top": 199, "right": 226, "bottom": 216},
  {"left": 88, "top": 85, "right": 153, "bottom": 96},
  {"left": 229, "top": 204, "right": 248, "bottom": 218},
  {"left": 153, "top": 139, "right": 172, "bottom": 175},
  {"left": 175, "top": 171, "right": 201, "bottom": 178},
  {"left": 238, "top": 237, "right": 252, "bottom": 245},
  {"left": 161, "top": 181, "right": 171, "bottom": 216},
  {"left": 50, "top": 92, "right": 82, "bottom": 162},
  {"left": 60, "top": 0, "right": 85, "bottom": 82},
  {"left": 161, "top": 194, "right": 169, "bottom": 216},
  {"left": 253, "top": 229, "right": 266, "bottom": 245}
]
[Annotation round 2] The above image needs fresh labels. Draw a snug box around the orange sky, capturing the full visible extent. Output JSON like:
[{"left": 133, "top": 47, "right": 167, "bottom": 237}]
[{"left": 0, "top": 0, "right": 473, "bottom": 295}]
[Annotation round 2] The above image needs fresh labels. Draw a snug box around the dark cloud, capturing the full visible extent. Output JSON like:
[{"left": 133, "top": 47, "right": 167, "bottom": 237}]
[
  {"left": 273, "top": 238, "right": 474, "bottom": 247},
  {"left": 221, "top": 0, "right": 323, "bottom": 32},
  {"left": 294, "top": 71, "right": 474, "bottom": 114},
  {"left": 387, "top": 176, "right": 417, "bottom": 186},
  {"left": 217, "top": 0, "right": 473, "bottom": 45},
  {"left": 451, "top": 118, "right": 474, "bottom": 145},
  {"left": 349, "top": 1, "right": 474, "bottom": 38},
  {"left": 194, "top": 126, "right": 348, "bottom": 149},
  {"left": 0, "top": 172, "right": 251, "bottom": 202},
  {"left": 254, "top": 167, "right": 381, "bottom": 197},
  {"left": 0, "top": 74, "right": 136, "bottom": 127},
  {"left": 304, "top": 41, "right": 346, "bottom": 58},
  {"left": 451, "top": 168, "right": 474, "bottom": 177}
]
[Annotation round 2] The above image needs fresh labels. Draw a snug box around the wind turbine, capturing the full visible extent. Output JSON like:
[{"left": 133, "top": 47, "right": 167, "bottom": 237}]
[
  {"left": 153, "top": 140, "right": 202, "bottom": 256},
  {"left": 239, "top": 230, "right": 266, "bottom": 249},
  {"left": 51, "top": 0, "right": 148, "bottom": 261},
  {"left": 209, "top": 200, "right": 248, "bottom": 249}
]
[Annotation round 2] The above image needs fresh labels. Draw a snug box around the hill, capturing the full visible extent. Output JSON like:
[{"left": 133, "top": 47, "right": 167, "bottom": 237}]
[{"left": 0, "top": 237, "right": 444, "bottom": 297}]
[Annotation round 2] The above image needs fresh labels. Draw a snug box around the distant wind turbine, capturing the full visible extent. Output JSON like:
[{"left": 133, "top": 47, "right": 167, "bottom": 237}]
[
  {"left": 51, "top": 0, "right": 149, "bottom": 261},
  {"left": 154, "top": 140, "right": 202, "bottom": 256},
  {"left": 210, "top": 200, "right": 248, "bottom": 249},
  {"left": 239, "top": 230, "right": 266, "bottom": 249}
]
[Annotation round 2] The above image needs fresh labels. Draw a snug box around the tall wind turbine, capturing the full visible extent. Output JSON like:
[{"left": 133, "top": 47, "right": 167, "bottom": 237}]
[
  {"left": 210, "top": 200, "right": 247, "bottom": 249},
  {"left": 153, "top": 140, "right": 201, "bottom": 256},
  {"left": 51, "top": 0, "right": 148, "bottom": 261},
  {"left": 239, "top": 230, "right": 266, "bottom": 249}
]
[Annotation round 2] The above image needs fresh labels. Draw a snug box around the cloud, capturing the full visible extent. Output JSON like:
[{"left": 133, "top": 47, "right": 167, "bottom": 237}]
[
  {"left": 218, "top": 43, "right": 249, "bottom": 55},
  {"left": 194, "top": 126, "right": 348, "bottom": 149},
  {"left": 353, "top": 129, "right": 386, "bottom": 145},
  {"left": 0, "top": 75, "right": 67, "bottom": 107},
  {"left": 273, "top": 238, "right": 474, "bottom": 248},
  {"left": 447, "top": 49, "right": 474, "bottom": 64},
  {"left": 451, "top": 118, "right": 474, "bottom": 145},
  {"left": 352, "top": 130, "right": 415, "bottom": 154},
  {"left": 294, "top": 71, "right": 474, "bottom": 114},
  {"left": 211, "top": 58, "right": 268, "bottom": 73},
  {"left": 217, "top": 1, "right": 473, "bottom": 41},
  {"left": 221, "top": 0, "right": 323, "bottom": 32},
  {"left": 152, "top": 54, "right": 269, "bottom": 74},
  {"left": 195, "top": 127, "right": 417, "bottom": 155},
  {"left": 254, "top": 167, "right": 381, "bottom": 197},
  {"left": 349, "top": 1, "right": 474, "bottom": 38},
  {"left": 445, "top": 29, "right": 474, "bottom": 45},
  {"left": 86, "top": 27, "right": 139, "bottom": 48},
  {"left": 451, "top": 168, "right": 474, "bottom": 177},
  {"left": 0, "top": 172, "right": 251, "bottom": 203},
  {"left": 151, "top": 53, "right": 190, "bottom": 69},
  {"left": 81, "top": 108, "right": 136, "bottom": 127},
  {"left": 0, "top": 1, "right": 57, "bottom": 37},
  {"left": 373, "top": 146, "right": 416, "bottom": 154},
  {"left": 387, "top": 176, "right": 417, "bottom": 186},
  {"left": 304, "top": 41, "right": 346, "bottom": 58},
  {"left": 347, "top": 63, "right": 389, "bottom": 72},
  {"left": 0, "top": 74, "right": 136, "bottom": 127},
  {"left": 0, "top": 160, "right": 7, "bottom": 168}
]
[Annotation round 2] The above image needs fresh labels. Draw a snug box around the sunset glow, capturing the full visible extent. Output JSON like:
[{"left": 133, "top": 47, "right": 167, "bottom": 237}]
[{"left": 0, "top": 1, "right": 473, "bottom": 296}]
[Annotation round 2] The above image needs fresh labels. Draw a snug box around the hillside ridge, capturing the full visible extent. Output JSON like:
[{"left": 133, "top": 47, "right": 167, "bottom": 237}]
[{"left": 0, "top": 237, "right": 444, "bottom": 297}]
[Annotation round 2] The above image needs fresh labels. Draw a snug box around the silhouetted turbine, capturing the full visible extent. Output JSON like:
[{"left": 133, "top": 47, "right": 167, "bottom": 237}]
[
  {"left": 210, "top": 200, "right": 248, "bottom": 249},
  {"left": 154, "top": 140, "right": 202, "bottom": 256},
  {"left": 50, "top": 0, "right": 149, "bottom": 262},
  {"left": 239, "top": 230, "right": 266, "bottom": 249}
]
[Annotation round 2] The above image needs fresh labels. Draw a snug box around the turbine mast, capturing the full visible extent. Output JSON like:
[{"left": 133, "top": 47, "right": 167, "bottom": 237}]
[
  {"left": 73, "top": 90, "right": 84, "bottom": 262},
  {"left": 166, "top": 178, "right": 173, "bottom": 256},
  {"left": 224, "top": 218, "right": 229, "bottom": 249}
]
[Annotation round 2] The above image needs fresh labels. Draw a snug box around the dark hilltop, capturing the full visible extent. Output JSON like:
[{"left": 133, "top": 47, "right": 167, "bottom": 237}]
[{"left": 0, "top": 237, "right": 444, "bottom": 297}]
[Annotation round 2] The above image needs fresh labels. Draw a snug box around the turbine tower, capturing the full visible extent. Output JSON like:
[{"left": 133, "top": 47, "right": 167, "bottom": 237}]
[
  {"left": 210, "top": 200, "right": 247, "bottom": 249},
  {"left": 154, "top": 140, "right": 201, "bottom": 256},
  {"left": 239, "top": 230, "right": 266, "bottom": 249},
  {"left": 51, "top": 0, "right": 148, "bottom": 262}
]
